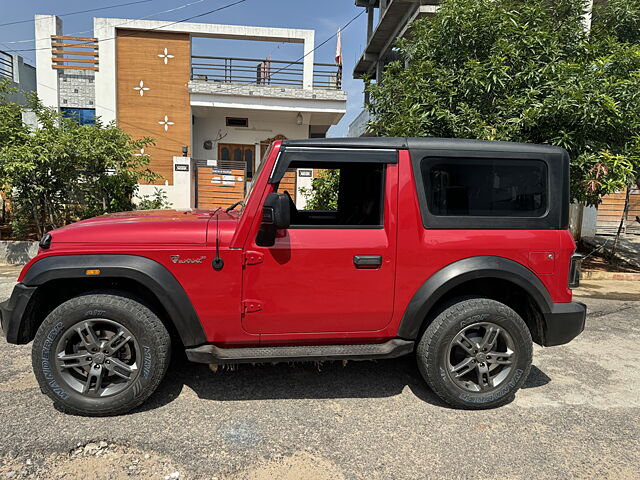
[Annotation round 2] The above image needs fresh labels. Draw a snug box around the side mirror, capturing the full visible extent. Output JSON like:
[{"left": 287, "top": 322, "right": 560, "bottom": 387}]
[
  {"left": 256, "top": 193, "right": 290, "bottom": 247},
  {"left": 261, "top": 192, "right": 291, "bottom": 229}
]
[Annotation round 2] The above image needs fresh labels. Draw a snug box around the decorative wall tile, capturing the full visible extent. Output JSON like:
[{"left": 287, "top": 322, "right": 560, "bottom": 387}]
[
  {"left": 158, "top": 115, "right": 175, "bottom": 131},
  {"left": 133, "top": 80, "right": 150, "bottom": 96},
  {"left": 157, "top": 48, "right": 174, "bottom": 64}
]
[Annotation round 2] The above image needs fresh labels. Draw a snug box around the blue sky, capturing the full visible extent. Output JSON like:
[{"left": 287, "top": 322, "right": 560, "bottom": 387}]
[{"left": 0, "top": 0, "right": 369, "bottom": 136}]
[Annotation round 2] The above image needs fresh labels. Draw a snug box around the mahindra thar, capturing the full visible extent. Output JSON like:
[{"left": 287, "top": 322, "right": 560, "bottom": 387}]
[{"left": 1, "top": 138, "right": 585, "bottom": 415}]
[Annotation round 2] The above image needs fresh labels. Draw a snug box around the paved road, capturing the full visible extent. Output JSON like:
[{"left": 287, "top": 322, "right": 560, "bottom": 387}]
[{"left": 1, "top": 264, "right": 639, "bottom": 479}]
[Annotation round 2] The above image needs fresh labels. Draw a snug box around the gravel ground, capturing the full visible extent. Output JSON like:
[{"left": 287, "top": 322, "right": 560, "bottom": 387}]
[{"left": 1, "top": 264, "right": 639, "bottom": 479}]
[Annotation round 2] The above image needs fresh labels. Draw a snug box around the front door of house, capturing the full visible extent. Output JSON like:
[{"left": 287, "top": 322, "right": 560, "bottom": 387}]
[{"left": 218, "top": 143, "right": 255, "bottom": 179}]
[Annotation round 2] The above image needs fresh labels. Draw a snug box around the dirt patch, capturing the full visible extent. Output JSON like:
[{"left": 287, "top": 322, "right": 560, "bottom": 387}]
[
  {"left": 234, "top": 452, "right": 345, "bottom": 480},
  {"left": 0, "top": 442, "right": 190, "bottom": 480},
  {"left": 0, "top": 372, "right": 37, "bottom": 392}
]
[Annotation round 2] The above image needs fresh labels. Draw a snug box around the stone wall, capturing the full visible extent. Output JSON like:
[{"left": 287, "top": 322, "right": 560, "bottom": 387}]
[{"left": 58, "top": 69, "right": 95, "bottom": 109}]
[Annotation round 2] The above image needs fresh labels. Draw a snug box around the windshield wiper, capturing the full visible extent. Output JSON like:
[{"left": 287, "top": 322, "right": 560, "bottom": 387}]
[{"left": 225, "top": 201, "right": 245, "bottom": 213}]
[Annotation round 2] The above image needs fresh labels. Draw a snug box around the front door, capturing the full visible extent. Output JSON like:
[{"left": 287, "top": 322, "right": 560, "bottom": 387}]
[
  {"left": 218, "top": 143, "right": 255, "bottom": 179},
  {"left": 241, "top": 158, "right": 398, "bottom": 336}
]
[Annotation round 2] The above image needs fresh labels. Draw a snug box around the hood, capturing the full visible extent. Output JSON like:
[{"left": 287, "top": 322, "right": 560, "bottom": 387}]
[{"left": 49, "top": 209, "right": 220, "bottom": 244}]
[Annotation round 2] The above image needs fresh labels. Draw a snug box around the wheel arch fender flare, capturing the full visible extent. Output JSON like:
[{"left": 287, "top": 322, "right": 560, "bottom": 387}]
[
  {"left": 21, "top": 254, "right": 207, "bottom": 347},
  {"left": 397, "top": 256, "right": 553, "bottom": 340}
]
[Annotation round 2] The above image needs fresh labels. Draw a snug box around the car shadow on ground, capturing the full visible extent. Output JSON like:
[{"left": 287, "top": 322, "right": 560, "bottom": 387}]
[{"left": 138, "top": 353, "right": 552, "bottom": 413}]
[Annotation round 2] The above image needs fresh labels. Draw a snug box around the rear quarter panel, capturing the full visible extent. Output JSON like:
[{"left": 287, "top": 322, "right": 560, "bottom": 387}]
[{"left": 388, "top": 150, "right": 574, "bottom": 337}]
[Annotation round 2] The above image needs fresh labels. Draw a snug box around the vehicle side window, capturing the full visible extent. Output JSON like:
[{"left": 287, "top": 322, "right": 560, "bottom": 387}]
[
  {"left": 422, "top": 157, "right": 547, "bottom": 217},
  {"left": 276, "top": 162, "right": 385, "bottom": 228}
]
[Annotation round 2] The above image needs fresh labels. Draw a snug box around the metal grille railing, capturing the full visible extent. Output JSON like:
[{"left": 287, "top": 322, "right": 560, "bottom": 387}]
[
  {"left": 195, "top": 159, "right": 247, "bottom": 171},
  {"left": 191, "top": 55, "right": 342, "bottom": 90},
  {"left": 0, "top": 50, "right": 14, "bottom": 80}
]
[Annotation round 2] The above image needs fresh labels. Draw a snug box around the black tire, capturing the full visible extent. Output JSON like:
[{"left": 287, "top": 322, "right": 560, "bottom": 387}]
[
  {"left": 417, "top": 298, "right": 532, "bottom": 409},
  {"left": 32, "top": 292, "right": 171, "bottom": 416}
]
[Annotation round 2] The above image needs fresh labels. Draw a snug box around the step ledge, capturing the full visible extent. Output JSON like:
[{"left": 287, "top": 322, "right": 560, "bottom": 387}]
[{"left": 185, "top": 339, "right": 415, "bottom": 364}]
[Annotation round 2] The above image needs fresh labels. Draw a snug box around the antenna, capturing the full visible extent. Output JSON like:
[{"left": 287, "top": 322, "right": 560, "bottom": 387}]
[{"left": 212, "top": 209, "right": 224, "bottom": 271}]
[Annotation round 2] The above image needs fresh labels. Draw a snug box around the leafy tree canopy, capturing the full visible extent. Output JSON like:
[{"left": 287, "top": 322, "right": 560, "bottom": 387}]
[
  {"left": 300, "top": 169, "right": 340, "bottom": 210},
  {"left": 367, "top": 0, "right": 640, "bottom": 205},
  {"left": 0, "top": 80, "right": 158, "bottom": 237}
]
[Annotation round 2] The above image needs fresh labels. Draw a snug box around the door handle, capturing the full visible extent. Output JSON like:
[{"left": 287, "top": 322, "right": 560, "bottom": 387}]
[{"left": 353, "top": 255, "right": 383, "bottom": 268}]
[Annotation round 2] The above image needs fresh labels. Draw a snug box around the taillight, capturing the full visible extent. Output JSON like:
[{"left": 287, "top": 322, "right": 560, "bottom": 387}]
[{"left": 569, "top": 253, "right": 582, "bottom": 289}]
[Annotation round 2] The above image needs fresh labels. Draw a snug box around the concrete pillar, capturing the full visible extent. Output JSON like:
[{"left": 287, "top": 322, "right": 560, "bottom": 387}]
[
  {"left": 302, "top": 31, "right": 315, "bottom": 90},
  {"left": 582, "top": 205, "right": 597, "bottom": 238},
  {"left": 35, "top": 14, "right": 63, "bottom": 110},
  {"left": 367, "top": 3, "right": 375, "bottom": 40},
  {"left": 93, "top": 18, "right": 117, "bottom": 123},
  {"left": 296, "top": 169, "right": 313, "bottom": 209},
  {"left": 172, "top": 156, "right": 194, "bottom": 209},
  {"left": 11, "top": 54, "right": 19, "bottom": 83},
  {"left": 569, "top": 203, "right": 598, "bottom": 239},
  {"left": 375, "top": 56, "right": 384, "bottom": 83}
]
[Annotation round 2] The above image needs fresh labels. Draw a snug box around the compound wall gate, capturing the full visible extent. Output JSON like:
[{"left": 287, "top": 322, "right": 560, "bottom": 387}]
[{"left": 194, "top": 159, "right": 246, "bottom": 209}]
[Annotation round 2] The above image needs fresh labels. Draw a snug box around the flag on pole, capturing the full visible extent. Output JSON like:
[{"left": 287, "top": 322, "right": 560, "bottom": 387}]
[{"left": 335, "top": 28, "right": 342, "bottom": 66}]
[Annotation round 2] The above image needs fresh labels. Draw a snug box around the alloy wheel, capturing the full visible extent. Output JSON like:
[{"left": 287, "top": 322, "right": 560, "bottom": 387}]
[
  {"left": 54, "top": 319, "right": 141, "bottom": 397},
  {"left": 446, "top": 321, "right": 515, "bottom": 392}
]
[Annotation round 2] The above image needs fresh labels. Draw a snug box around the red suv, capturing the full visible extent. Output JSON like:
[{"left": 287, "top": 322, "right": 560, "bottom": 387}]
[{"left": 1, "top": 138, "right": 585, "bottom": 415}]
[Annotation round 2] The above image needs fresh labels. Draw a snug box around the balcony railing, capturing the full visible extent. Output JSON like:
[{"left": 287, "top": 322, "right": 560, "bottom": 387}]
[
  {"left": 191, "top": 55, "right": 342, "bottom": 90},
  {"left": 0, "top": 50, "right": 14, "bottom": 80}
]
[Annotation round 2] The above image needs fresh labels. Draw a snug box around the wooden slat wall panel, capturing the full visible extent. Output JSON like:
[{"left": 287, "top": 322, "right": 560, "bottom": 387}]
[
  {"left": 596, "top": 189, "right": 640, "bottom": 235},
  {"left": 277, "top": 169, "right": 297, "bottom": 202},
  {"left": 51, "top": 42, "right": 98, "bottom": 49},
  {"left": 52, "top": 65, "right": 99, "bottom": 71},
  {"left": 197, "top": 168, "right": 245, "bottom": 208},
  {"left": 51, "top": 35, "right": 99, "bottom": 70},
  {"left": 116, "top": 30, "right": 191, "bottom": 185},
  {"left": 52, "top": 35, "right": 97, "bottom": 42}
]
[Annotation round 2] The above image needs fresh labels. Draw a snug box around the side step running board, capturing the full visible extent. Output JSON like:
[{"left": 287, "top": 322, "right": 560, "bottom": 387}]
[{"left": 185, "top": 339, "right": 414, "bottom": 364}]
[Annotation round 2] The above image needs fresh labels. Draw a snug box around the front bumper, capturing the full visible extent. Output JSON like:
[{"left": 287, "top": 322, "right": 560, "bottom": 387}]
[
  {"left": 1, "top": 283, "right": 37, "bottom": 344},
  {"left": 542, "top": 301, "right": 587, "bottom": 346}
]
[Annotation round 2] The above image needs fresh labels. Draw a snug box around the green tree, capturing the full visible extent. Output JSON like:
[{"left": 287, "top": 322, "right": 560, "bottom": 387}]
[
  {"left": 135, "top": 187, "right": 172, "bottom": 210},
  {"left": 300, "top": 169, "right": 340, "bottom": 210},
  {"left": 0, "top": 85, "right": 157, "bottom": 237},
  {"left": 367, "top": 0, "right": 640, "bottom": 206}
]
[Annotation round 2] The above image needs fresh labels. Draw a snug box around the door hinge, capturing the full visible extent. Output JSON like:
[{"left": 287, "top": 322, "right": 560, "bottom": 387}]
[
  {"left": 242, "top": 300, "right": 263, "bottom": 313},
  {"left": 244, "top": 251, "right": 264, "bottom": 266}
]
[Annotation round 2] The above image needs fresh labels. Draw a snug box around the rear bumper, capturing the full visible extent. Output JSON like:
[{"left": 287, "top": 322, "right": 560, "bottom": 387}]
[
  {"left": 542, "top": 301, "right": 586, "bottom": 346},
  {"left": 1, "top": 283, "right": 37, "bottom": 344}
]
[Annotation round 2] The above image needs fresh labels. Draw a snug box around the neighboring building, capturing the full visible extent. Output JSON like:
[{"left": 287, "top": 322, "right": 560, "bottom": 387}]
[
  {"left": 0, "top": 49, "right": 36, "bottom": 105},
  {"left": 348, "top": 0, "right": 438, "bottom": 137},
  {"left": 35, "top": 15, "right": 346, "bottom": 209}
]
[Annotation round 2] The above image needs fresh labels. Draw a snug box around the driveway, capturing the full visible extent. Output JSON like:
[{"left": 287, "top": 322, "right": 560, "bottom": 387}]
[{"left": 1, "top": 264, "right": 639, "bottom": 479}]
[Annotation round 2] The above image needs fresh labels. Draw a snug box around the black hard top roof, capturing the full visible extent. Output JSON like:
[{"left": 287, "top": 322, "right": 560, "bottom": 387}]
[{"left": 281, "top": 137, "right": 565, "bottom": 155}]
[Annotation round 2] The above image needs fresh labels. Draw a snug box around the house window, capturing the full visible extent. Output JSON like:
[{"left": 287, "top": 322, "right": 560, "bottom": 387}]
[
  {"left": 226, "top": 117, "right": 248, "bottom": 127},
  {"left": 60, "top": 108, "right": 96, "bottom": 126}
]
